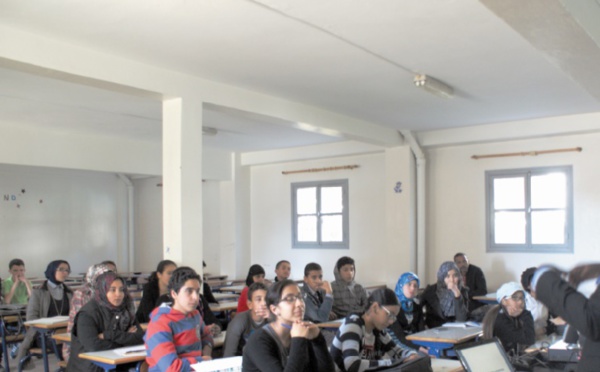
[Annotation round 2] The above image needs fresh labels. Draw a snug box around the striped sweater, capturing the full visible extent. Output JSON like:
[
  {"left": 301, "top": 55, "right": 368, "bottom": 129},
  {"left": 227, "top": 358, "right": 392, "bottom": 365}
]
[
  {"left": 145, "top": 304, "right": 214, "bottom": 372},
  {"left": 330, "top": 314, "right": 416, "bottom": 372}
]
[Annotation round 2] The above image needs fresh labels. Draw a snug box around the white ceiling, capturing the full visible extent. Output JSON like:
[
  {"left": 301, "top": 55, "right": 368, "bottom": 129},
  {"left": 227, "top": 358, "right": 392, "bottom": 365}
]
[{"left": 1, "top": 0, "right": 600, "bottom": 151}]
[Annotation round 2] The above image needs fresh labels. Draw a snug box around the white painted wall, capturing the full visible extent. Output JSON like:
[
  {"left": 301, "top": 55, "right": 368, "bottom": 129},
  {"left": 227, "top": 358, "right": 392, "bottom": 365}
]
[
  {"left": 0, "top": 164, "right": 125, "bottom": 276},
  {"left": 426, "top": 131, "right": 600, "bottom": 291},
  {"left": 250, "top": 152, "right": 404, "bottom": 285}
]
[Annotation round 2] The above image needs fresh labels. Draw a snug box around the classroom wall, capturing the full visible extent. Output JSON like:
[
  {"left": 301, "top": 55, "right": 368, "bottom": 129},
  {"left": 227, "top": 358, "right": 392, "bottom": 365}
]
[
  {"left": 249, "top": 151, "right": 412, "bottom": 286},
  {"left": 0, "top": 164, "right": 126, "bottom": 276},
  {"left": 426, "top": 131, "right": 600, "bottom": 291}
]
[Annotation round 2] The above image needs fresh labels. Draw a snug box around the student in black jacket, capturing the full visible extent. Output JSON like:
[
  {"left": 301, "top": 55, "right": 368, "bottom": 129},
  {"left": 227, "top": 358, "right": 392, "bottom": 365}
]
[
  {"left": 388, "top": 272, "right": 426, "bottom": 352},
  {"left": 67, "top": 272, "right": 144, "bottom": 372},
  {"left": 420, "top": 261, "right": 469, "bottom": 329},
  {"left": 482, "top": 282, "right": 534, "bottom": 354},
  {"left": 135, "top": 260, "right": 176, "bottom": 323},
  {"left": 242, "top": 279, "right": 333, "bottom": 372},
  {"left": 532, "top": 264, "right": 600, "bottom": 372}
]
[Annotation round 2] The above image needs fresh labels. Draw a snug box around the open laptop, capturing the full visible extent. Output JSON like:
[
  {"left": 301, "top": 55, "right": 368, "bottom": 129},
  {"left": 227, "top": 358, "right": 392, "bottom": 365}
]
[{"left": 455, "top": 338, "right": 515, "bottom": 372}]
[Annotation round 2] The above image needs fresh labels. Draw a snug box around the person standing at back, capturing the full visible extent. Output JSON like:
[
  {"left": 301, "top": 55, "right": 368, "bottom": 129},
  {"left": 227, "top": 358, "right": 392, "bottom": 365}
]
[{"left": 454, "top": 253, "right": 487, "bottom": 312}]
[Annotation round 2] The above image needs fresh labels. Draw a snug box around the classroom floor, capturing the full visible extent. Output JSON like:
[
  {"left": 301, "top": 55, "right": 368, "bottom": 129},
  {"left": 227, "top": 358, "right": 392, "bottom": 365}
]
[{"left": 3, "top": 353, "right": 62, "bottom": 372}]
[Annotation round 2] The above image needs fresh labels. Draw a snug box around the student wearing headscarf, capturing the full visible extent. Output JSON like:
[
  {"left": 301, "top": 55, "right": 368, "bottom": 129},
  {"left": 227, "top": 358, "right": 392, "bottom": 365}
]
[
  {"left": 236, "top": 264, "right": 266, "bottom": 313},
  {"left": 63, "top": 263, "right": 113, "bottom": 362},
  {"left": 482, "top": 282, "right": 535, "bottom": 354},
  {"left": 420, "top": 261, "right": 469, "bottom": 329},
  {"left": 387, "top": 272, "right": 426, "bottom": 352},
  {"left": 16, "top": 260, "right": 73, "bottom": 370},
  {"left": 68, "top": 271, "right": 144, "bottom": 372},
  {"left": 331, "top": 256, "right": 368, "bottom": 318}
]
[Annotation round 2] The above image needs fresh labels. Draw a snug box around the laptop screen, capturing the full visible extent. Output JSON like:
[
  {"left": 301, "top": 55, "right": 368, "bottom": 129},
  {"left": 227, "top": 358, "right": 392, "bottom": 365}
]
[{"left": 455, "top": 338, "right": 514, "bottom": 372}]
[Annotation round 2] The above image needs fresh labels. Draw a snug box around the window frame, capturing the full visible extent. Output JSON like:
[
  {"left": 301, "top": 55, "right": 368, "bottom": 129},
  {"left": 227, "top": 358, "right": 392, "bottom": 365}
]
[
  {"left": 485, "top": 165, "right": 573, "bottom": 253},
  {"left": 291, "top": 179, "right": 349, "bottom": 249}
]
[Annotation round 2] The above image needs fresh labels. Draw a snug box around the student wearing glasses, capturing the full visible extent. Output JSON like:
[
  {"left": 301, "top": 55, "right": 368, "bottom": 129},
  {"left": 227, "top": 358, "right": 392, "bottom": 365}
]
[
  {"left": 242, "top": 279, "right": 334, "bottom": 372},
  {"left": 482, "top": 282, "right": 535, "bottom": 354},
  {"left": 330, "top": 288, "right": 418, "bottom": 372},
  {"left": 16, "top": 260, "right": 73, "bottom": 370}
]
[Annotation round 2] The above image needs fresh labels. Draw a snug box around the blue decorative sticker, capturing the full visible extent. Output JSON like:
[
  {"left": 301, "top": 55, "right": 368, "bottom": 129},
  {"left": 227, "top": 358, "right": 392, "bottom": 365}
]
[{"left": 394, "top": 182, "right": 403, "bottom": 193}]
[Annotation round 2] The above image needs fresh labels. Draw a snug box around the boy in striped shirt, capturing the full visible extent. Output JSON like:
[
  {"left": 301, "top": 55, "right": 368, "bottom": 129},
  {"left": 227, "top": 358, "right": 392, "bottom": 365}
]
[{"left": 145, "top": 266, "right": 213, "bottom": 372}]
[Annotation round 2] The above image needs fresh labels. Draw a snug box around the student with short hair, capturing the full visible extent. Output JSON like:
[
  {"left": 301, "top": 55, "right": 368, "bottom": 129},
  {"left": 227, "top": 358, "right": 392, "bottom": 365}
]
[
  {"left": 301, "top": 262, "right": 334, "bottom": 323},
  {"left": 223, "top": 282, "right": 269, "bottom": 357},
  {"left": 145, "top": 267, "right": 214, "bottom": 372},
  {"left": 331, "top": 256, "right": 368, "bottom": 318},
  {"left": 135, "top": 260, "right": 177, "bottom": 323},
  {"left": 274, "top": 260, "right": 291, "bottom": 282},
  {"left": 242, "top": 279, "right": 334, "bottom": 371},
  {"left": 2, "top": 258, "right": 33, "bottom": 305},
  {"left": 330, "top": 288, "right": 418, "bottom": 372},
  {"left": 237, "top": 264, "right": 266, "bottom": 313},
  {"left": 67, "top": 271, "right": 144, "bottom": 372}
]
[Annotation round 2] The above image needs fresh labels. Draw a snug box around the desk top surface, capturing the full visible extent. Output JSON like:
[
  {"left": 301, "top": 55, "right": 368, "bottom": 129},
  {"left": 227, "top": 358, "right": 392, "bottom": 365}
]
[
  {"left": 209, "top": 301, "right": 238, "bottom": 312},
  {"left": 79, "top": 345, "right": 146, "bottom": 365},
  {"left": 406, "top": 325, "right": 482, "bottom": 344},
  {"left": 24, "top": 316, "right": 69, "bottom": 329}
]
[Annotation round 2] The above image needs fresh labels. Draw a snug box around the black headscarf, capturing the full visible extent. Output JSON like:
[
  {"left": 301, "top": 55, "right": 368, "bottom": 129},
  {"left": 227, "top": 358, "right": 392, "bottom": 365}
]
[
  {"left": 245, "top": 264, "right": 265, "bottom": 286},
  {"left": 94, "top": 271, "right": 134, "bottom": 332},
  {"left": 44, "top": 260, "right": 70, "bottom": 285}
]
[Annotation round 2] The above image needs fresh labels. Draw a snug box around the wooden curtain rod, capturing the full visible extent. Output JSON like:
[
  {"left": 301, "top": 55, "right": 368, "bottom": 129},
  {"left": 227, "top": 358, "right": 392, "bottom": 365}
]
[
  {"left": 472, "top": 147, "right": 582, "bottom": 160},
  {"left": 282, "top": 165, "right": 359, "bottom": 175}
]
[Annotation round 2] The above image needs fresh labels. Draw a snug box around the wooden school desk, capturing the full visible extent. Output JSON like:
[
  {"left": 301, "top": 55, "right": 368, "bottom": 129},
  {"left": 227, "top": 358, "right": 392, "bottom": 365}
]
[
  {"left": 406, "top": 324, "right": 482, "bottom": 358},
  {"left": 79, "top": 345, "right": 146, "bottom": 372},
  {"left": 212, "top": 292, "right": 240, "bottom": 302},
  {"left": 23, "top": 316, "right": 69, "bottom": 372}
]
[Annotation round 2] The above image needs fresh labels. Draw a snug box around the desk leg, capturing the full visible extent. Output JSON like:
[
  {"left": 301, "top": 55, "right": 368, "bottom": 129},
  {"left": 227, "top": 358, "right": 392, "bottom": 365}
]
[
  {"left": 38, "top": 329, "right": 50, "bottom": 372},
  {"left": 1, "top": 320, "right": 11, "bottom": 372}
]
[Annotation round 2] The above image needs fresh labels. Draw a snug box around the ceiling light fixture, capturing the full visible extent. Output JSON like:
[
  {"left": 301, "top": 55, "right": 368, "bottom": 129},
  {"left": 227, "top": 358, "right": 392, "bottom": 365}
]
[{"left": 414, "top": 74, "right": 454, "bottom": 98}]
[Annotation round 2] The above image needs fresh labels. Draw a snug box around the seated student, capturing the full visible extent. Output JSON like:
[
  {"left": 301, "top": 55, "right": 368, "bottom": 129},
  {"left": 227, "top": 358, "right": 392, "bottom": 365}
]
[
  {"left": 454, "top": 252, "right": 487, "bottom": 312},
  {"left": 63, "top": 263, "right": 113, "bottom": 362},
  {"left": 387, "top": 272, "right": 426, "bottom": 353},
  {"left": 420, "top": 261, "right": 469, "bottom": 329},
  {"left": 16, "top": 260, "right": 73, "bottom": 370},
  {"left": 156, "top": 287, "right": 223, "bottom": 337},
  {"left": 136, "top": 260, "right": 177, "bottom": 323},
  {"left": 100, "top": 260, "right": 118, "bottom": 272},
  {"left": 2, "top": 258, "right": 33, "bottom": 305},
  {"left": 237, "top": 264, "right": 266, "bottom": 313},
  {"left": 301, "top": 262, "right": 334, "bottom": 323},
  {"left": 145, "top": 267, "right": 214, "bottom": 372},
  {"left": 331, "top": 256, "right": 368, "bottom": 318},
  {"left": 330, "top": 288, "right": 418, "bottom": 371},
  {"left": 274, "top": 260, "right": 291, "bottom": 282},
  {"left": 223, "top": 282, "right": 269, "bottom": 357},
  {"left": 482, "top": 282, "right": 535, "bottom": 354},
  {"left": 67, "top": 271, "right": 144, "bottom": 372},
  {"left": 242, "top": 279, "right": 333, "bottom": 371},
  {"left": 521, "top": 267, "right": 559, "bottom": 340}
]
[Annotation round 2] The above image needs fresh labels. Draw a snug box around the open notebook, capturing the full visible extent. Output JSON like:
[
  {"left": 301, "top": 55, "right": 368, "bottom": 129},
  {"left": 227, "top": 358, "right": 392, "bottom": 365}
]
[{"left": 454, "top": 338, "right": 515, "bottom": 372}]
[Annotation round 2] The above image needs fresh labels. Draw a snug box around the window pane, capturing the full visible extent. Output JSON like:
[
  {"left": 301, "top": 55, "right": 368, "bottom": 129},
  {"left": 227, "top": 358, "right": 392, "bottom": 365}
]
[
  {"left": 297, "top": 216, "right": 317, "bottom": 242},
  {"left": 494, "top": 211, "right": 526, "bottom": 244},
  {"left": 322, "top": 215, "right": 343, "bottom": 242},
  {"left": 532, "top": 210, "right": 566, "bottom": 244},
  {"left": 321, "top": 186, "right": 343, "bottom": 213},
  {"left": 296, "top": 187, "right": 316, "bottom": 214},
  {"left": 531, "top": 173, "right": 566, "bottom": 209},
  {"left": 493, "top": 177, "right": 525, "bottom": 209}
]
